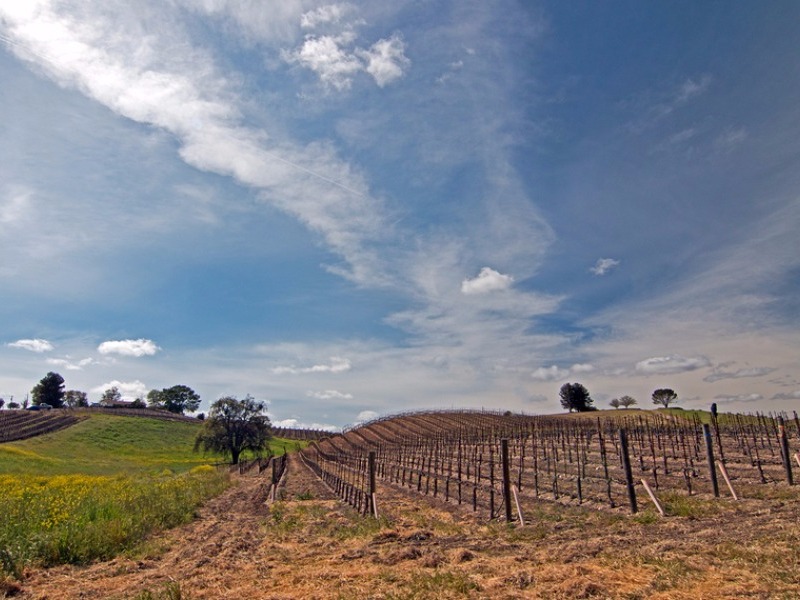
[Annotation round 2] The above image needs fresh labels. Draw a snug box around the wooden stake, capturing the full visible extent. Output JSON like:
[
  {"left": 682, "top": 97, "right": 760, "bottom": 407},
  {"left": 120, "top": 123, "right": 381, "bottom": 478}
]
[
  {"left": 640, "top": 478, "right": 665, "bottom": 516},
  {"left": 716, "top": 461, "right": 739, "bottom": 501},
  {"left": 511, "top": 485, "right": 525, "bottom": 526}
]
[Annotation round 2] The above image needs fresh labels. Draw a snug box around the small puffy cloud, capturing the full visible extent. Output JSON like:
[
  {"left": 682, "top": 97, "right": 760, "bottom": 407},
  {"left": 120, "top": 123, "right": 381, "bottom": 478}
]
[
  {"left": 461, "top": 267, "right": 514, "bottom": 295},
  {"left": 590, "top": 258, "right": 620, "bottom": 276},
  {"left": 272, "top": 418, "right": 339, "bottom": 432},
  {"left": 635, "top": 354, "right": 710, "bottom": 375},
  {"left": 570, "top": 363, "right": 595, "bottom": 374},
  {"left": 91, "top": 380, "right": 148, "bottom": 401},
  {"left": 704, "top": 366, "right": 776, "bottom": 383},
  {"left": 307, "top": 389, "right": 354, "bottom": 400},
  {"left": 772, "top": 390, "right": 800, "bottom": 400},
  {"left": 46, "top": 357, "right": 95, "bottom": 371},
  {"left": 273, "top": 357, "right": 352, "bottom": 375},
  {"left": 531, "top": 366, "right": 570, "bottom": 381},
  {"left": 357, "top": 34, "right": 410, "bottom": 87},
  {"left": 355, "top": 410, "right": 379, "bottom": 423},
  {"left": 283, "top": 34, "right": 362, "bottom": 91},
  {"left": 714, "top": 393, "right": 763, "bottom": 403},
  {"left": 7, "top": 338, "right": 53, "bottom": 353},
  {"left": 300, "top": 4, "right": 353, "bottom": 29},
  {"left": 97, "top": 339, "right": 160, "bottom": 357}
]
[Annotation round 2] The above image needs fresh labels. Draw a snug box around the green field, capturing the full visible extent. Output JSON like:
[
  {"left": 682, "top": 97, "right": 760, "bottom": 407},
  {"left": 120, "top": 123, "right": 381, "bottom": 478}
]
[{"left": 0, "top": 412, "right": 289, "bottom": 574}]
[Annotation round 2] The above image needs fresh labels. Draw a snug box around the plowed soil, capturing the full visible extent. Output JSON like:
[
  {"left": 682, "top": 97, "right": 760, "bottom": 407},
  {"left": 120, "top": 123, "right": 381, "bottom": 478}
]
[{"left": 12, "top": 453, "right": 800, "bottom": 599}]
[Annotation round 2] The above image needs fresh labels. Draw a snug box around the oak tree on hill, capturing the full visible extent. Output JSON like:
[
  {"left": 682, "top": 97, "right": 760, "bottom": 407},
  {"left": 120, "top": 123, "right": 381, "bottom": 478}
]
[
  {"left": 64, "top": 390, "right": 89, "bottom": 408},
  {"left": 194, "top": 395, "right": 271, "bottom": 465},
  {"left": 619, "top": 395, "right": 637, "bottom": 409},
  {"left": 147, "top": 385, "right": 201, "bottom": 414},
  {"left": 559, "top": 382, "right": 594, "bottom": 412},
  {"left": 31, "top": 372, "right": 65, "bottom": 408},
  {"left": 652, "top": 388, "right": 678, "bottom": 408}
]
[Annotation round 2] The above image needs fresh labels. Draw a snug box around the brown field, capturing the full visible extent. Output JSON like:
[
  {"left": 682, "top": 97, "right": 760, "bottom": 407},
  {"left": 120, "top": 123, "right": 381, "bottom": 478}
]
[{"left": 13, "top": 444, "right": 800, "bottom": 600}]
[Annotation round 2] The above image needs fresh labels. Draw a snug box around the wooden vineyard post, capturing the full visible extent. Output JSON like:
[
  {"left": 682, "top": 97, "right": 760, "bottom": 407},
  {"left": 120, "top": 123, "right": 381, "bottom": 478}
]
[
  {"left": 778, "top": 417, "right": 793, "bottom": 485},
  {"left": 501, "top": 439, "right": 513, "bottom": 523},
  {"left": 640, "top": 479, "right": 665, "bottom": 517},
  {"left": 703, "top": 424, "right": 720, "bottom": 497},
  {"left": 717, "top": 461, "right": 739, "bottom": 501},
  {"left": 619, "top": 428, "right": 638, "bottom": 514},
  {"left": 368, "top": 451, "right": 378, "bottom": 517}
]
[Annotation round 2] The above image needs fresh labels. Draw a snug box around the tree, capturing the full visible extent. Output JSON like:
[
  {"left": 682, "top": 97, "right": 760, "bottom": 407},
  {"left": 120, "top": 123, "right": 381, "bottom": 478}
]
[
  {"left": 147, "top": 385, "right": 200, "bottom": 414},
  {"left": 652, "top": 388, "right": 678, "bottom": 408},
  {"left": 619, "top": 395, "right": 637, "bottom": 409},
  {"left": 64, "top": 390, "right": 89, "bottom": 408},
  {"left": 31, "top": 372, "right": 65, "bottom": 408},
  {"left": 194, "top": 395, "right": 271, "bottom": 465},
  {"left": 7, "top": 401, "right": 20, "bottom": 409},
  {"left": 100, "top": 387, "right": 122, "bottom": 406},
  {"left": 131, "top": 397, "right": 146, "bottom": 408},
  {"left": 0, "top": 399, "right": 4, "bottom": 410},
  {"left": 559, "top": 382, "right": 594, "bottom": 412},
  {"left": 609, "top": 398, "right": 621, "bottom": 409}
]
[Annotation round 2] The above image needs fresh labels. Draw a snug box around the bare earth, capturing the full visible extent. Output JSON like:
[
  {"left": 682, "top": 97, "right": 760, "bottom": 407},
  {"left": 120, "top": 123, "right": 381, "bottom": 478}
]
[{"left": 15, "top": 453, "right": 800, "bottom": 599}]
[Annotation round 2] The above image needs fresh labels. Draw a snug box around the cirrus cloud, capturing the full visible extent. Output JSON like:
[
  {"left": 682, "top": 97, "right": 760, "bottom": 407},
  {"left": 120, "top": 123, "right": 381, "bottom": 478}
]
[
  {"left": 97, "top": 339, "right": 160, "bottom": 357},
  {"left": 635, "top": 354, "right": 710, "bottom": 375}
]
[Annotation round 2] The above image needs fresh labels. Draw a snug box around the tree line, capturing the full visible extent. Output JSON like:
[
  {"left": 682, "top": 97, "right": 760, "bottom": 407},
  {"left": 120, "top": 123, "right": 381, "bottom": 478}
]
[{"left": 559, "top": 382, "right": 680, "bottom": 412}]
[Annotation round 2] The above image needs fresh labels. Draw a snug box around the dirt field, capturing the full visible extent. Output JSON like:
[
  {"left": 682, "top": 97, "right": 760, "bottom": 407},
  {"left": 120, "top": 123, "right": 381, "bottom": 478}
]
[{"left": 12, "top": 452, "right": 800, "bottom": 599}]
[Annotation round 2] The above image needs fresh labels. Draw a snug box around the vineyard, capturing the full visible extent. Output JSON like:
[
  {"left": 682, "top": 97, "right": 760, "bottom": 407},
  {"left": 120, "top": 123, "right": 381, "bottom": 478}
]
[
  {"left": 301, "top": 409, "right": 800, "bottom": 520},
  {"left": 0, "top": 410, "right": 85, "bottom": 443}
]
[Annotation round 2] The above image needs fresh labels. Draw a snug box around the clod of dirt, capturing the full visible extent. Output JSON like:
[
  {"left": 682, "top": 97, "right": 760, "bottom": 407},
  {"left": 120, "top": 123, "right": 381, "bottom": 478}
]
[
  {"left": 452, "top": 548, "right": 475, "bottom": 563},
  {"left": 0, "top": 578, "right": 23, "bottom": 597},
  {"left": 403, "top": 530, "right": 434, "bottom": 542}
]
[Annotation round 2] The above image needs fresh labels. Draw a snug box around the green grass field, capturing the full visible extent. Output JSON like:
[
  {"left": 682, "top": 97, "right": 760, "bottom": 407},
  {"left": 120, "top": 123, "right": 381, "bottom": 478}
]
[{"left": 0, "top": 412, "right": 291, "bottom": 575}]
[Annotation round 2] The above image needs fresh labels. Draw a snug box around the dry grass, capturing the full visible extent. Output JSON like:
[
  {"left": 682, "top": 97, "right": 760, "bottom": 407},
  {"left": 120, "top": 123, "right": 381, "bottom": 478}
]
[{"left": 11, "top": 453, "right": 800, "bottom": 599}]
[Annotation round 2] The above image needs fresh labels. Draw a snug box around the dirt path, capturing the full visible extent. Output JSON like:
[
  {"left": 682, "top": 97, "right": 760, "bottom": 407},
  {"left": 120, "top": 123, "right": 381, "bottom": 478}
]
[{"left": 20, "top": 454, "right": 341, "bottom": 599}]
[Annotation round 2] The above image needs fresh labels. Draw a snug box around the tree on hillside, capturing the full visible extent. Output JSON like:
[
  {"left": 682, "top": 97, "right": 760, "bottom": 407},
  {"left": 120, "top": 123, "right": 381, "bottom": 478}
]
[
  {"left": 64, "top": 390, "right": 89, "bottom": 408},
  {"left": 7, "top": 401, "right": 20, "bottom": 409},
  {"left": 31, "top": 372, "right": 65, "bottom": 408},
  {"left": 609, "top": 398, "right": 621, "bottom": 409},
  {"left": 652, "top": 388, "right": 678, "bottom": 408},
  {"left": 147, "top": 385, "right": 200, "bottom": 414},
  {"left": 194, "top": 395, "right": 272, "bottom": 465},
  {"left": 0, "top": 398, "right": 4, "bottom": 410},
  {"left": 619, "top": 395, "right": 637, "bottom": 409},
  {"left": 559, "top": 382, "right": 594, "bottom": 412},
  {"left": 100, "top": 387, "right": 122, "bottom": 406}
]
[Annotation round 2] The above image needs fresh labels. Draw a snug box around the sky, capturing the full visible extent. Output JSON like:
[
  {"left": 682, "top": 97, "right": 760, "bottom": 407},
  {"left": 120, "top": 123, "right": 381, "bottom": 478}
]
[{"left": 1, "top": 1, "right": 798, "bottom": 429}]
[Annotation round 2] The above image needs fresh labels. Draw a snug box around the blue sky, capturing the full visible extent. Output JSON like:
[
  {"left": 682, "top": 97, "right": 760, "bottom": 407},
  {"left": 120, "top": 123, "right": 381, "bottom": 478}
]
[{"left": 1, "top": 1, "right": 798, "bottom": 429}]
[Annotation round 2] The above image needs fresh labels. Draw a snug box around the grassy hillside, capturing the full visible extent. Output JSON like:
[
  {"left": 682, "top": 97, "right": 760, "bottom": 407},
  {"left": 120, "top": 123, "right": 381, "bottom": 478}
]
[
  {"left": 0, "top": 412, "right": 292, "bottom": 476},
  {"left": 0, "top": 411, "right": 292, "bottom": 574}
]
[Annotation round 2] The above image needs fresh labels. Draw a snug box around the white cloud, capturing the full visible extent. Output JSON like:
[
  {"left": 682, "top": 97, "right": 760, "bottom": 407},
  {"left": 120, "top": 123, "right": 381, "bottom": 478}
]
[
  {"left": 714, "top": 393, "right": 763, "bottom": 403},
  {"left": 635, "top": 355, "right": 711, "bottom": 375},
  {"left": 0, "top": 186, "right": 33, "bottom": 225},
  {"left": 97, "top": 339, "right": 160, "bottom": 357},
  {"left": 357, "top": 34, "right": 410, "bottom": 87},
  {"left": 355, "top": 409, "right": 378, "bottom": 422},
  {"left": 772, "top": 390, "right": 800, "bottom": 400},
  {"left": 8, "top": 338, "right": 54, "bottom": 353},
  {"left": 46, "top": 357, "right": 95, "bottom": 371},
  {"left": 272, "top": 418, "right": 339, "bottom": 432},
  {"left": 704, "top": 366, "right": 776, "bottom": 383},
  {"left": 676, "top": 75, "right": 712, "bottom": 103},
  {"left": 461, "top": 267, "right": 514, "bottom": 295},
  {"left": 306, "top": 389, "right": 353, "bottom": 400},
  {"left": 273, "top": 356, "right": 352, "bottom": 375},
  {"left": 300, "top": 4, "right": 353, "bottom": 29},
  {"left": 590, "top": 258, "right": 619, "bottom": 276},
  {"left": 714, "top": 127, "right": 748, "bottom": 151},
  {"left": 571, "top": 363, "right": 595, "bottom": 373},
  {"left": 91, "top": 379, "right": 148, "bottom": 401},
  {"left": 531, "top": 366, "right": 570, "bottom": 381},
  {"left": 283, "top": 33, "right": 362, "bottom": 91}
]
